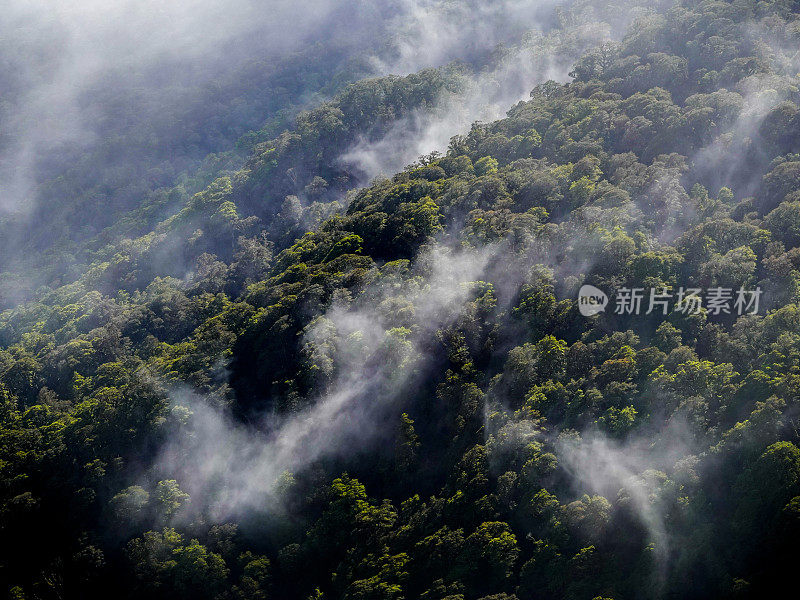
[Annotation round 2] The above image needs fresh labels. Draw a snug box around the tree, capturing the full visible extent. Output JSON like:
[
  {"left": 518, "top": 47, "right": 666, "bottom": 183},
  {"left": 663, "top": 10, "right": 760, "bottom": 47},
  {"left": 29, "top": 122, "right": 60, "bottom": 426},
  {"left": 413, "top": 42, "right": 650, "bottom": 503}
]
[
  {"left": 764, "top": 200, "right": 800, "bottom": 248},
  {"left": 154, "top": 480, "right": 190, "bottom": 520}
]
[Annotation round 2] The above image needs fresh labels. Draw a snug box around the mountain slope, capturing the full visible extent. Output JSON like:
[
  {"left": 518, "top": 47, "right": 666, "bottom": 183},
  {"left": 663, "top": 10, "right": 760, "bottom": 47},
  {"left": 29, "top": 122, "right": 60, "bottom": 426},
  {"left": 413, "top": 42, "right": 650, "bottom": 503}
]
[{"left": 2, "top": 1, "right": 800, "bottom": 599}]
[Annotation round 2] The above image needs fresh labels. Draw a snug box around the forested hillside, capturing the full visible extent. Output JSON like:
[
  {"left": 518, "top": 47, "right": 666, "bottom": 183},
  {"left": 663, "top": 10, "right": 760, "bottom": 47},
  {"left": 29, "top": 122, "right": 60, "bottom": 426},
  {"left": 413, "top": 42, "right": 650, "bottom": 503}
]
[{"left": 2, "top": 1, "right": 800, "bottom": 599}]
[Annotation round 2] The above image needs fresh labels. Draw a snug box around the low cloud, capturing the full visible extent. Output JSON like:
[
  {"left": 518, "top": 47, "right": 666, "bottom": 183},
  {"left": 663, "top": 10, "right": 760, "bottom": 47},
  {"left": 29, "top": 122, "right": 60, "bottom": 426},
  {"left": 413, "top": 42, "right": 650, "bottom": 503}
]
[
  {"left": 342, "top": 17, "right": 610, "bottom": 183},
  {"left": 146, "top": 242, "right": 501, "bottom": 521}
]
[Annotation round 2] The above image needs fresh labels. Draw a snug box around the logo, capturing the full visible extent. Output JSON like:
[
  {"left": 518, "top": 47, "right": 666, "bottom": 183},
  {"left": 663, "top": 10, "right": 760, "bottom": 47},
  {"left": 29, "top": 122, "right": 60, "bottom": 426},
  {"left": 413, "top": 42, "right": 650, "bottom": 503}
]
[{"left": 578, "top": 284, "right": 608, "bottom": 316}]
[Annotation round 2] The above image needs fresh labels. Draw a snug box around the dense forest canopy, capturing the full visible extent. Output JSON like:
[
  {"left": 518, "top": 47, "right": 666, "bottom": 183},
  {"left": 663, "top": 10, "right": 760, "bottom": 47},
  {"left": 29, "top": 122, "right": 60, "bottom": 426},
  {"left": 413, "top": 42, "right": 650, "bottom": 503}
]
[{"left": 2, "top": 0, "right": 800, "bottom": 599}]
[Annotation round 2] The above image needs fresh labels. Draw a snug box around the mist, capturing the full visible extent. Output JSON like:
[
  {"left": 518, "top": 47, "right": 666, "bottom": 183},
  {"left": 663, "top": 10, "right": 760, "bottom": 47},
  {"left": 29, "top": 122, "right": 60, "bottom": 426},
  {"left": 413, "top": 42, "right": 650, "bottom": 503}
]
[
  {"left": 146, "top": 242, "right": 501, "bottom": 521},
  {"left": 341, "top": 5, "right": 609, "bottom": 183},
  {"left": 555, "top": 420, "right": 698, "bottom": 580},
  {"left": 0, "top": 0, "right": 352, "bottom": 213},
  {"left": 0, "top": 0, "right": 584, "bottom": 313},
  {"left": 0, "top": 0, "right": 571, "bottom": 217}
]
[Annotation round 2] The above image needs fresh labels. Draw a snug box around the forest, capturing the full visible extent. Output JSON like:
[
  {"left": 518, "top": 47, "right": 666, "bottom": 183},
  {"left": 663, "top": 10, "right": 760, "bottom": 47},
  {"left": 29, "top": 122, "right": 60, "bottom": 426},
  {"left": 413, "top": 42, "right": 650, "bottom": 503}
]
[{"left": 2, "top": 0, "right": 800, "bottom": 598}]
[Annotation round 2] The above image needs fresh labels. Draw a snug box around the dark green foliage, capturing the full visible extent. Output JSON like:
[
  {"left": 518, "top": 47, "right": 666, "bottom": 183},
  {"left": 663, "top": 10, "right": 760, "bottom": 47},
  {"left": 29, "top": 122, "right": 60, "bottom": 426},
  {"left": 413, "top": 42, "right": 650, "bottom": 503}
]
[{"left": 3, "top": 1, "right": 800, "bottom": 599}]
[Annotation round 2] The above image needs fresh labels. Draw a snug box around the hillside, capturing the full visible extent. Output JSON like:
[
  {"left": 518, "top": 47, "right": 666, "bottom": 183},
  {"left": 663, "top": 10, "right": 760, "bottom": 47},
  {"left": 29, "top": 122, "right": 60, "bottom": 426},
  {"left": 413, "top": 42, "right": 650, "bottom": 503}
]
[{"left": 2, "top": 1, "right": 800, "bottom": 599}]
